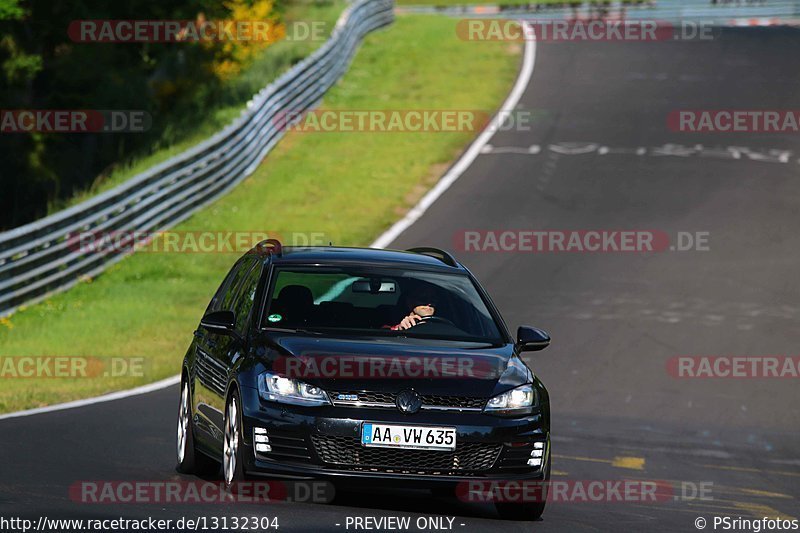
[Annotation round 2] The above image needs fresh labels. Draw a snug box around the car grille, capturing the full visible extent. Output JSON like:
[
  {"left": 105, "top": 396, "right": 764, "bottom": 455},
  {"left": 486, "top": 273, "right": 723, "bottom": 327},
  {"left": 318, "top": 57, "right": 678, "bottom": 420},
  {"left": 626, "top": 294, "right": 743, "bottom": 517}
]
[
  {"left": 311, "top": 435, "right": 501, "bottom": 473},
  {"left": 253, "top": 428, "right": 312, "bottom": 463},
  {"left": 332, "top": 391, "right": 394, "bottom": 405},
  {"left": 421, "top": 395, "right": 486, "bottom": 409},
  {"left": 267, "top": 431, "right": 312, "bottom": 462},
  {"left": 498, "top": 443, "right": 543, "bottom": 471},
  {"left": 330, "top": 390, "right": 486, "bottom": 410}
]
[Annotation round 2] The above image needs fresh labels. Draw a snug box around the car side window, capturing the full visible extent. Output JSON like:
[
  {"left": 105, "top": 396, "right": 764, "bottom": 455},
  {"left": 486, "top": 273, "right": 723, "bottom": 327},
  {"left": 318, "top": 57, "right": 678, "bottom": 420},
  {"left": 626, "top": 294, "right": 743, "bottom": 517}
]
[
  {"left": 206, "top": 257, "right": 248, "bottom": 314},
  {"left": 232, "top": 261, "right": 262, "bottom": 333},
  {"left": 220, "top": 258, "right": 255, "bottom": 312}
]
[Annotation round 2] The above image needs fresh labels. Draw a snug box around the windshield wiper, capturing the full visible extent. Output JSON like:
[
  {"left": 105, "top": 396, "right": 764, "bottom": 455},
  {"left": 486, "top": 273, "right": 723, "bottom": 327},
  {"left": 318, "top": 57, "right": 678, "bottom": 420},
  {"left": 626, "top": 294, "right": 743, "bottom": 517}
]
[
  {"left": 264, "top": 326, "right": 323, "bottom": 335},
  {"left": 292, "top": 327, "right": 324, "bottom": 335}
]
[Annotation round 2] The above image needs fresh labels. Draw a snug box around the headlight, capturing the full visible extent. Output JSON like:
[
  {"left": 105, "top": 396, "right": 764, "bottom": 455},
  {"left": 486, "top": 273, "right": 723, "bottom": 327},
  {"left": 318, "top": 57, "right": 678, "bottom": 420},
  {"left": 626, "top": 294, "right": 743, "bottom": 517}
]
[
  {"left": 484, "top": 384, "right": 536, "bottom": 415},
  {"left": 258, "top": 372, "right": 330, "bottom": 406}
]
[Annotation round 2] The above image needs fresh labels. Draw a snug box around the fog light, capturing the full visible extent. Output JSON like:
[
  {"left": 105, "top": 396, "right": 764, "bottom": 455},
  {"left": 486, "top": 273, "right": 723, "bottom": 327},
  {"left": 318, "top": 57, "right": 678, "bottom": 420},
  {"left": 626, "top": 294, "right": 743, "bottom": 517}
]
[
  {"left": 531, "top": 449, "right": 543, "bottom": 458},
  {"left": 534, "top": 442, "right": 544, "bottom": 449},
  {"left": 527, "top": 458, "right": 542, "bottom": 467},
  {"left": 255, "top": 435, "right": 269, "bottom": 443},
  {"left": 254, "top": 427, "right": 267, "bottom": 435},
  {"left": 255, "top": 443, "right": 272, "bottom": 453}
]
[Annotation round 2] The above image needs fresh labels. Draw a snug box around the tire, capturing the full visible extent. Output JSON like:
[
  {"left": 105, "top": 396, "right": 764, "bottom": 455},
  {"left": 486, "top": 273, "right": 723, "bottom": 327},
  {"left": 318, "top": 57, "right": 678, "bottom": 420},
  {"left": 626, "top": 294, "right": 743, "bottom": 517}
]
[
  {"left": 495, "top": 454, "right": 551, "bottom": 521},
  {"left": 176, "top": 379, "right": 219, "bottom": 475},
  {"left": 223, "top": 389, "right": 248, "bottom": 492}
]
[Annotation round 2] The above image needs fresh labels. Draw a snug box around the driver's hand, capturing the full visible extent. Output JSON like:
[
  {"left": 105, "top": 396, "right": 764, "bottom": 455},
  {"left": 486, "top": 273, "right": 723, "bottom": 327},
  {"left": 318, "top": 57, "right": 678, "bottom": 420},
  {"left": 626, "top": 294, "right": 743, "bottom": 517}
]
[{"left": 397, "top": 313, "right": 423, "bottom": 330}]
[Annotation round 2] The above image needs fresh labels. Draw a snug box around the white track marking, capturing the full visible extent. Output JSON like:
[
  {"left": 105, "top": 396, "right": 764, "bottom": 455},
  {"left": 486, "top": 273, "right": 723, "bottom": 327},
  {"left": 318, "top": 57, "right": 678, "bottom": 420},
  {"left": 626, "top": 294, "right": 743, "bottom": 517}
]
[
  {"left": 0, "top": 24, "right": 538, "bottom": 421},
  {"left": 0, "top": 375, "right": 181, "bottom": 422},
  {"left": 370, "top": 28, "right": 537, "bottom": 249},
  {"left": 483, "top": 142, "right": 794, "bottom": 165}
]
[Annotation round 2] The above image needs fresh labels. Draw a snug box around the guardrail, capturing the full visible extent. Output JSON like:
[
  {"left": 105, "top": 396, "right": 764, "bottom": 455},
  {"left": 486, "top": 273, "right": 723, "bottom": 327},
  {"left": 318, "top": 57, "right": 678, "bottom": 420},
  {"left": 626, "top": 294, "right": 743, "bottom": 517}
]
[
  {"left": 0, "top": 0, "right": 394, "bottom": 317},
  {"left": 397, "top": 0, "right": 800, "bottom": 23}
]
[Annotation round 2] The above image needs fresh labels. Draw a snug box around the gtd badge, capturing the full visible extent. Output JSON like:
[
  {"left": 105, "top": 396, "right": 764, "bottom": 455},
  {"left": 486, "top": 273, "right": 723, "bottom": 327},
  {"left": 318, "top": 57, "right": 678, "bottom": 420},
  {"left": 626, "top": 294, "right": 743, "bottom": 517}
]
[
  {"left": 396, "top": 389, "right": 422, "bottom": 414},
  {"left": 337, "top": 394, "right": 359, "bottom": 401}
]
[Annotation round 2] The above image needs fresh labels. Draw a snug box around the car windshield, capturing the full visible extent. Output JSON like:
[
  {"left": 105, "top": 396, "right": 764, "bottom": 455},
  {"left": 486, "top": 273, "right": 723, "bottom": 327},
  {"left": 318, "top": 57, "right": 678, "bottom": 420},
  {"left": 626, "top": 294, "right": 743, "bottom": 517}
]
[{"left": 262, "top": 267, "right": 504, "bottom": 343}]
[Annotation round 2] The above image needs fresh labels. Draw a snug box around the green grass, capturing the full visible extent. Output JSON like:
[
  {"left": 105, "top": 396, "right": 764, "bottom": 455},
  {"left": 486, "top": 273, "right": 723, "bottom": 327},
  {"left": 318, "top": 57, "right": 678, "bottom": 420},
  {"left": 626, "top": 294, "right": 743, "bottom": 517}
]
[
  {"left": 51, "top": 0, "right": 348, "bottom": 212},
  {"left": 0, "top": 14, "right": 520, "bottom": 413}
]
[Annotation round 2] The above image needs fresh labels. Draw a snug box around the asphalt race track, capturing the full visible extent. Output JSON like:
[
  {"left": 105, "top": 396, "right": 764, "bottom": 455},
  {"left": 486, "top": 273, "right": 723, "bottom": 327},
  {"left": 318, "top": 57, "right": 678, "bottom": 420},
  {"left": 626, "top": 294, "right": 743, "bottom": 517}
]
[{"left": 2, "top": 27, "right": 800, "bottom": 532}]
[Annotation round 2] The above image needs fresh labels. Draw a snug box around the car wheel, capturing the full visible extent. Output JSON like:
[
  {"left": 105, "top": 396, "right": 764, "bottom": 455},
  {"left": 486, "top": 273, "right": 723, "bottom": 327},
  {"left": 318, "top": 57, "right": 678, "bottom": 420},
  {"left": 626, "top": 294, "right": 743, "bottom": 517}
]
[
  {"left": 176, "top": 379, "right": 218, "bottom": 474},
  {"left": 495, "top": 454, "right": 551, "bottom": 521},
  {"left": 223, "top": 391, "right": 247, "bottom": 492}
]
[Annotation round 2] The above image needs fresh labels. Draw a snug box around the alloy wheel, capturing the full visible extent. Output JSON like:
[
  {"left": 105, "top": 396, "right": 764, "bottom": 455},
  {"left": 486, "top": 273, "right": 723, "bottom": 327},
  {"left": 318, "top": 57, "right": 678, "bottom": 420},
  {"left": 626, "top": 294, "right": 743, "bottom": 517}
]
[
  {"left": 176, "top": 382, "right": 189, "bottom": 464},
  {"left": 224, "top": 397, "right": 239, "bottom": 486}
]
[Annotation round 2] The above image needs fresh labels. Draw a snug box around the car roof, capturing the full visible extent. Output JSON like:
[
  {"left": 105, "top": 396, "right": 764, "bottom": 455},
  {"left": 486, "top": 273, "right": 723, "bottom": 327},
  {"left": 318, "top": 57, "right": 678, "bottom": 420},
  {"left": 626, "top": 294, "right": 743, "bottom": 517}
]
[{"left": 259, "top": 246, "right": 466, "bottom": 272}]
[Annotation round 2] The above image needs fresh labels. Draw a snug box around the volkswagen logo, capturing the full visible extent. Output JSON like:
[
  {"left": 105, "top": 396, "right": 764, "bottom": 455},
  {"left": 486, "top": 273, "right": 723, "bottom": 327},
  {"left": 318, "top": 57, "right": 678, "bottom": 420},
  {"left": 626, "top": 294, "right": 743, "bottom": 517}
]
[{"left": 396, "top": 389, "right": 422, "bottom": 414}]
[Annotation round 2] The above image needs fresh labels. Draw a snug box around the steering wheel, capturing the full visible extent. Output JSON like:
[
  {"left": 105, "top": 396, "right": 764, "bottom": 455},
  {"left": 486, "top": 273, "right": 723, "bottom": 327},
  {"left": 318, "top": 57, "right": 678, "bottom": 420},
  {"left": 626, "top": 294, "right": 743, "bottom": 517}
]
[{"left": 415, "top": 316, "right": 456, "bottom": 327}]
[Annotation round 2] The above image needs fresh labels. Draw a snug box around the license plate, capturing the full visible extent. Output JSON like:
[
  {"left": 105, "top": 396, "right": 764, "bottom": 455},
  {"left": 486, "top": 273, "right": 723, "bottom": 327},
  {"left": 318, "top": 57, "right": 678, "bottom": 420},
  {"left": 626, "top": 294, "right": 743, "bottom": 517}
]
[{"left": 361, "top": 423, "right": 456, "bottom": 451}]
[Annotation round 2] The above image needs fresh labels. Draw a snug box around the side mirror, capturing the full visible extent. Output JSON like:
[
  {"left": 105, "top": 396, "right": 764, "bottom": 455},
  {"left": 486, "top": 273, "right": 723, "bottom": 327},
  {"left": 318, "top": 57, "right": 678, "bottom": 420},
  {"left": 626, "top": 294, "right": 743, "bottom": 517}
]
[
  {"left": 517, "top": 326, "right": 550, "bottom": 352},
  {"left": 200, "top": 310, "right": 237, "bottom": 336}
]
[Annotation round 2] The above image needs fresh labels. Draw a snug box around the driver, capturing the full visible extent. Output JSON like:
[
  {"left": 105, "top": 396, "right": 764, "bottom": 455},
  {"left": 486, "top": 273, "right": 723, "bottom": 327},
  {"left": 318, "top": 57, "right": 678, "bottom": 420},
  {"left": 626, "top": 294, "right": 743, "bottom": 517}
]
[{"left": 389, "top": 286, "right": 439, "bottom": 330}]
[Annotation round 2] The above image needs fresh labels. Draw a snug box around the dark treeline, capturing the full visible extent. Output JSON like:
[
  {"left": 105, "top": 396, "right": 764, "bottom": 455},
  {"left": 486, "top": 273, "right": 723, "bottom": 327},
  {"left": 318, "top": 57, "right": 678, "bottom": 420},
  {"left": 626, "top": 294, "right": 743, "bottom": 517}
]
[{"left": 0, "top": 0, "right": 280, "bottom": 230}]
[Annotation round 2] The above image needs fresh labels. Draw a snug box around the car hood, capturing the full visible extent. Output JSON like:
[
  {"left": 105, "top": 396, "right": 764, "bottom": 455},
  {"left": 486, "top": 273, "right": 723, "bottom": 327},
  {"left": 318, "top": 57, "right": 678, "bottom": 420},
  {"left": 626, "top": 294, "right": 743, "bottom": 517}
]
[{"left": 257, "top": 333, "right": 531, "bottom": 398}]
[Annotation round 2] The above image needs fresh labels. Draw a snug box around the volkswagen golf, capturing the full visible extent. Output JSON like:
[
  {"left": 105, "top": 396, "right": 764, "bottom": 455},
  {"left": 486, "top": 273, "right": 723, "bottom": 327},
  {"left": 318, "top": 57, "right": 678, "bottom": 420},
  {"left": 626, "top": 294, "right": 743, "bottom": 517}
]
[{"left": 176, "top": 240, "right": 552, "bottom": 519}]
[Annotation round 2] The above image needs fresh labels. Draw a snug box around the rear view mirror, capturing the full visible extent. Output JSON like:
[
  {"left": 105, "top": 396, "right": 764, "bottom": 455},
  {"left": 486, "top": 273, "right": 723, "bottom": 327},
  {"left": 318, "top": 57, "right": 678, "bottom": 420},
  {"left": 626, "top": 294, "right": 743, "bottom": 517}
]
[
  {"left": 517, "top": 326, "right": 551, "bottom": 352},
  {"left": 200, "top": 310, "right": 236, "bottom": 336},
  {"left": 351, "top": 278, "right": 397, "bottom": 294}
]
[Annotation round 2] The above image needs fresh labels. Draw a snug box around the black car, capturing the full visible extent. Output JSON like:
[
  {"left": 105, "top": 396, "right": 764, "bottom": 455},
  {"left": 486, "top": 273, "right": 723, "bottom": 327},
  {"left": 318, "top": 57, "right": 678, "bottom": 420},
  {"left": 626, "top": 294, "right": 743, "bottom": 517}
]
[{"left": 176, "top": 240, "right": 552, "bottom": 519}]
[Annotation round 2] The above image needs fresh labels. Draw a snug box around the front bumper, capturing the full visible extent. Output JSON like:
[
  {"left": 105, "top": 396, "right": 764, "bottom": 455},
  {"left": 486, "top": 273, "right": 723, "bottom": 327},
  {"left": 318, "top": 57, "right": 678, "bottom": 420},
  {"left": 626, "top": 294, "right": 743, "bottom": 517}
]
[{"left": 239, "top": 386, "right": 549, "bottom": 488}]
